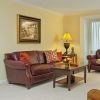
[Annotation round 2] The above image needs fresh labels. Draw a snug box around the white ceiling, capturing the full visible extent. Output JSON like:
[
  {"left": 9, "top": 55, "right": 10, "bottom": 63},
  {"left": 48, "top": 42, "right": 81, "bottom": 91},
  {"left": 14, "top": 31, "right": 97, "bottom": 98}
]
[{"left": 16, "top": 0, "right": 100, "bottom": 15}]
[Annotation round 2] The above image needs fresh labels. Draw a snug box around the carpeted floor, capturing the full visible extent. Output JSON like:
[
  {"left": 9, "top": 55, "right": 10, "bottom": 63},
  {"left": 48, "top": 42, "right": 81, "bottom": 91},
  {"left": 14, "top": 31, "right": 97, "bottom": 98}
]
[{"left": 0, "top": 71, "right": 100, "bottom": 100}]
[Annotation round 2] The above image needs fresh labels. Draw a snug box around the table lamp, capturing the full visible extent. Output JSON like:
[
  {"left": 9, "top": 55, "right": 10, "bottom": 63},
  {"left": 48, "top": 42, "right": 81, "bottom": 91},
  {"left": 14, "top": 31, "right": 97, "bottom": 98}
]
[{"left": 63, "top": 32, "right": 72, "bottom": 55}]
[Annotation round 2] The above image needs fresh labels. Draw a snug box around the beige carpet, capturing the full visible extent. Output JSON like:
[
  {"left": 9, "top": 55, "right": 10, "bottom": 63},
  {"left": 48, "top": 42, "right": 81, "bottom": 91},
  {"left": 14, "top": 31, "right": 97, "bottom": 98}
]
[{"left": 0, "top": 71, "right": 100, "bottom": 100}]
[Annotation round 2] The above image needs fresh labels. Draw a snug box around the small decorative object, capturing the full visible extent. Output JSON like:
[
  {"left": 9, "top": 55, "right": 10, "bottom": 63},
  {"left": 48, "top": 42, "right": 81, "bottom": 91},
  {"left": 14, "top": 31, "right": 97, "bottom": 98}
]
[
  {"left": 71, "top": 47, "right": 74, "bottom": 54},
  {"left": 17, "top": 14, "right": 41, "bottom": 43},
  {"left": 63, "top": 32, "right": 72, "bottom": 55},
  {"left": 63, "top": 58, "right": 72, "bottom": 69}
]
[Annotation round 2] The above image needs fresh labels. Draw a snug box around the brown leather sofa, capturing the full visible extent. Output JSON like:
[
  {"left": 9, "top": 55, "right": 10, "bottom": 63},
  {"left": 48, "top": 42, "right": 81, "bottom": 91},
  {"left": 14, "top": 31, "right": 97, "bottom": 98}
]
[
  {"left": 87, "top": 89, "right": 100, "bottom": 100},
  {"left": 87, "top": 49, "right": 100, "bottom": 72},
  {"left": 4, "top": 50, "right": 62, "bottom": 89}
]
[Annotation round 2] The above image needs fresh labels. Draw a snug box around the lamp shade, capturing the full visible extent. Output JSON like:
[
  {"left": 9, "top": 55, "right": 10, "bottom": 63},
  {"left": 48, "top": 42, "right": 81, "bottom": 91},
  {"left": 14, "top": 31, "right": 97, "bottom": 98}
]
[{"left": 63, "top": 32, "right": 72, "bottom": 42}]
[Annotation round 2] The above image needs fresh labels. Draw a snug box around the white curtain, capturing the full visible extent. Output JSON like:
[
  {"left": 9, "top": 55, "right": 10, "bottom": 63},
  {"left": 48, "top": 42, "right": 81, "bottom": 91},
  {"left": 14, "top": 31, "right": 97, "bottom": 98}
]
[{"left": 90, "top": 20, "right": 100, "bottom": 54}]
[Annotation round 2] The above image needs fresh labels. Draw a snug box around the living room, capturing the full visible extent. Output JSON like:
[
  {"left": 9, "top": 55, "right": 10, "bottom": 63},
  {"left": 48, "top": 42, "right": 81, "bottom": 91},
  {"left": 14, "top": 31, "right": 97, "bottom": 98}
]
[{"left": 0, "top": 0, "right": 100, "bottom": 100}]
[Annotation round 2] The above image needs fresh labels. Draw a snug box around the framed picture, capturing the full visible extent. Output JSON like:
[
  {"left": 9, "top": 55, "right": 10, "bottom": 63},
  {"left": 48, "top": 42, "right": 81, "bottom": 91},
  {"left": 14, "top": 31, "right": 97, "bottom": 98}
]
[{"left": 17, "top": 14, "right": 41, "bottom": 43}]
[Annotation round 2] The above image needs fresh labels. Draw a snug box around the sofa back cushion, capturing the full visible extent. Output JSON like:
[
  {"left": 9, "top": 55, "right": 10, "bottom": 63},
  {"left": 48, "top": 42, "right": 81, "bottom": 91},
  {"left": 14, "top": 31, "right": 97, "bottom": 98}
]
[
  {"left": 5, "top": 53, "right": 16, "bottom": 60},
  {"left": 44, "top": 51, "right": 53, "bottom": 63},
  {"left": 37, "top": 51, "right": 45, "bottom": 64},
  {"left": 13, "top": 52, "right": 20, "bottom": 60},
  {"left": 13, "top": 51, "right": 39, "bottom": 64},
  {"left": 25, "top": 51, "right": 39, "bottom": 64}
]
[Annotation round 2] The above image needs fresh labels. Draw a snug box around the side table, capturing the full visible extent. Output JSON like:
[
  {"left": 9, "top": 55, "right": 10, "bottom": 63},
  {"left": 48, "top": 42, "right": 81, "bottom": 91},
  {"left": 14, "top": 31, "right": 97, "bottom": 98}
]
[{"left": 62, "top": 53, "right": 77, "bottom": 64}]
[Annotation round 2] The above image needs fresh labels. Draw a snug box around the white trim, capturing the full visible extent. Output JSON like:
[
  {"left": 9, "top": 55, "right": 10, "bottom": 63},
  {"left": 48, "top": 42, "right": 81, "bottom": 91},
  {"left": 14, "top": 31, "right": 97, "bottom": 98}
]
[{"left": 0, "top": 80, "right": 7, "bottom": 84}]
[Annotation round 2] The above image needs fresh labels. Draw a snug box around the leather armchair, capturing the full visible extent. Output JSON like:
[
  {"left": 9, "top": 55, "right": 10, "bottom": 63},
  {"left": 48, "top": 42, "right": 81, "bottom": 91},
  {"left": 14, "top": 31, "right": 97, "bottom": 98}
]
[
  {"left": 87, "top": 49, "right": 100, "bottom": 72},
  {"left": 87, "top": 89, "right": 100, "bottom": 100}
]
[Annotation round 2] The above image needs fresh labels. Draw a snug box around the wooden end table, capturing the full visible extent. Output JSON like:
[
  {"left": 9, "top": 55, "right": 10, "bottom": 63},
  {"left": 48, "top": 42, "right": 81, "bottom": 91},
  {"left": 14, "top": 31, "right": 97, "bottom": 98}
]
[
  {"left": 62, "top": 53, "right": 77, "bottom": 64},
  {"left": 52, "top": 63, "right": 87, "bottom": 91}
]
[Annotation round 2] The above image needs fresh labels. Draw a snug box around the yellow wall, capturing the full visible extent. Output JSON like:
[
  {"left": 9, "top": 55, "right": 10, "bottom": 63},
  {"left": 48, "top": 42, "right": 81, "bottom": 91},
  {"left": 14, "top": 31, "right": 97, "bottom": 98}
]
[
  {"left": 63, "top": 13, "right": 100, "bottom": 64},
  {"left": 63, "top": 15, "right": 80, "bottom": 62},
  {"left": 0, "top": 0, "right": 63, "bottom": 80}
]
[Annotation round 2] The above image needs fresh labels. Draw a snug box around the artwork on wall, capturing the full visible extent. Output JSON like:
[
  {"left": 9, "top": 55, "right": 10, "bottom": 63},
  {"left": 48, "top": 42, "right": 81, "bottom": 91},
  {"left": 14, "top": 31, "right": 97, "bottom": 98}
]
[{"left": 17, "top": 14, "right": 41, "bottom": 43}]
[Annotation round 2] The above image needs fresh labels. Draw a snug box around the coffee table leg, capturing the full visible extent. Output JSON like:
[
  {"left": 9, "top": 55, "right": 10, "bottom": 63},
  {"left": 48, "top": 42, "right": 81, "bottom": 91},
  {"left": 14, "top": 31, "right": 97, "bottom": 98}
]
[
  {"left": 84, "top": 66, "right": 86, "bottom": 83},
  {"left": 66, "top": 75, "right": 68, "bottom": 88},
  {"left": 68, "top": 71, "right": 71, "bottom": 91},
  {"left": 53, "top": 72, "right": 56, "bottom": 88}
]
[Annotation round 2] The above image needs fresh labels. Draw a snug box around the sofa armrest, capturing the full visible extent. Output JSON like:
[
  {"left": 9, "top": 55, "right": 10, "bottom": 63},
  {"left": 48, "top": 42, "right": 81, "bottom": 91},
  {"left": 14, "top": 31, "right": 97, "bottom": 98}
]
[
  {"left": 4, "top": 59, "right": 32, "bottom": 89},
  {"left": 4, "top": 59, "right": 31, "bottom": 70},
  {"left": 87, "top": 55, "right": 96, "bottom": 60}
]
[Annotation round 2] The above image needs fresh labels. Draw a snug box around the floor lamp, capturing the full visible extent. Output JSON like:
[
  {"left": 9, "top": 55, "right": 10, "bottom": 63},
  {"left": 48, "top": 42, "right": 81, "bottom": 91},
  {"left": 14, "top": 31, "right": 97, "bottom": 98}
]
[{"left": 63, "top": 32, "right": 72, "bottom": 55}]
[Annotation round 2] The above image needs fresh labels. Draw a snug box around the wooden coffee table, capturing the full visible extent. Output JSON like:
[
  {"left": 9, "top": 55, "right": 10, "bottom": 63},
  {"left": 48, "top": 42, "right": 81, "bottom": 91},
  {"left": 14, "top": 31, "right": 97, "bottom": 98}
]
[{"left": 52, "top": 63, "right": 87, "bottom": 91}]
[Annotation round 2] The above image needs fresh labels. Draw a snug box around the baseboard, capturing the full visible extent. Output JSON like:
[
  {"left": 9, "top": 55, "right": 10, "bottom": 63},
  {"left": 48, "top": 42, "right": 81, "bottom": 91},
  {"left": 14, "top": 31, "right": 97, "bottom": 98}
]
[{"left": 0, "top": 79, "right": 7, "bottom": 84}]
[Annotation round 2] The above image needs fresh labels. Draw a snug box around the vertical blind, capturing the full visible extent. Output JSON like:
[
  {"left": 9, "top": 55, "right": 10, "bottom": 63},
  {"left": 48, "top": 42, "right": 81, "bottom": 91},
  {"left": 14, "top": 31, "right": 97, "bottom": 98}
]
[{"left": 90, "top": 21, "right": 100, "bottom": 54}]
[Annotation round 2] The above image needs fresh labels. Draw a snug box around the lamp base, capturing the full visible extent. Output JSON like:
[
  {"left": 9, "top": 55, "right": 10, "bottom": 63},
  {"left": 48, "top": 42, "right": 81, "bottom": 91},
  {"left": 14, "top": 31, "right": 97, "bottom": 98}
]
[
  {"left": 64, "top": 42, "right": 70, "bottom": 55},
  {"left": 64, "top": 51, "right": 68, "bottom": 55}
]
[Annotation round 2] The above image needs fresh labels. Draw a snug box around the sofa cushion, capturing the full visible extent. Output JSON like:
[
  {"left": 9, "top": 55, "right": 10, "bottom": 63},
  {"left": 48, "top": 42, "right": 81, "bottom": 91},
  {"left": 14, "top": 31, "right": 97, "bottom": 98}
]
[
  {"left": 26, "top": 51, "right": 39, "bottom": 64},
  {"left": 44, "top": 51, "right": 53, "bottom": 63},
  {"left": 5, "top": 53, "right": 17, "bottom": 60},
  {"left": 13, "top": 52, "right": 20, "bottom": 60},
  {"left": 31, "top": 64, "right": 53, "bottom": 76},
  {"left": 37, "top": 51, "right": 45, "bottom": 64}
]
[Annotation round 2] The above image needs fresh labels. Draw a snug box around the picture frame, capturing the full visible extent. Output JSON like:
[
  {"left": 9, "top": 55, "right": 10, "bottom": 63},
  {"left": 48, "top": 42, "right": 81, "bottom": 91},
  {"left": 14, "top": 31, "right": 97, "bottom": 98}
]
[{"left": 17, "top": 14, "right": 41, "bottom": 43}]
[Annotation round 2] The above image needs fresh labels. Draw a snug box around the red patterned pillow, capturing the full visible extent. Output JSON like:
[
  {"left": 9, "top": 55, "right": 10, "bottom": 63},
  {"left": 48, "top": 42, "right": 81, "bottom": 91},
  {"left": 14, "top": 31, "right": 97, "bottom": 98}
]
[
  {"left": 45, "top": 50, "right": 61, "bottom": 63},
  {"left": 19, "top": 52, "right": 31, "bottom": 64},
  {"left": 51, "top": 50, "right": 59, "bottom": 62}
]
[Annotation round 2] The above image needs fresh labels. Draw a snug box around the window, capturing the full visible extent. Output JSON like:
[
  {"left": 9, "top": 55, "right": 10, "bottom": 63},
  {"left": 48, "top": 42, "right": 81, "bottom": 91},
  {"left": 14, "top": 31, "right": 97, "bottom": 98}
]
[{"left": 90, "top": 20, "right": 100, "bottom": 54}]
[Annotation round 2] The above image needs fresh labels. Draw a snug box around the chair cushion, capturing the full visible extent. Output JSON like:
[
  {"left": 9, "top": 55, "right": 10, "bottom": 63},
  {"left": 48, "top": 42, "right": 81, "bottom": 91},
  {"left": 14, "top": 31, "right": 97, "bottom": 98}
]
[
  {"left": 91, "top": 59, "right": 100, "bottom": 66},
  {"left": 31, "top": 64, "right": 53, "bottom": 76},
  {"left": 96, "top": 59, "right": 100, "bottom": 64}
]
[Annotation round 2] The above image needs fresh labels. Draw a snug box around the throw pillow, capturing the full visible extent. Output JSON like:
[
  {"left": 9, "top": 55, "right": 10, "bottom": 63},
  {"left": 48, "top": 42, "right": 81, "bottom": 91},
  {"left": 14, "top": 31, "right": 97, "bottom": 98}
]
[
  {"left": 57, "top": 52, "right": 62, "bottom": 61},
  {"left": 96, "top": 59, "right": 100, "bottom": 64},
  {"left": 44, "top": 50, "right": 61, "bottom": 63},
  {"left": 51, "top": 50, "right": 59, "bottom": 62},
  {"left": 19, "top": 52, "right": 31, "bottom": 64}
]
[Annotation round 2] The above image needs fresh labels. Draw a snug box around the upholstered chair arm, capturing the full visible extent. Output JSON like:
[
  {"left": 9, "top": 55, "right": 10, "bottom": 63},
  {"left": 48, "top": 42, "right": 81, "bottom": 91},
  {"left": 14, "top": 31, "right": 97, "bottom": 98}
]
[
  {"left": 4, "top": 59, "right": 32, "bottom": 89},
  {"left": 87, "top": 55, "right": 96, "bottom": 60}
]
